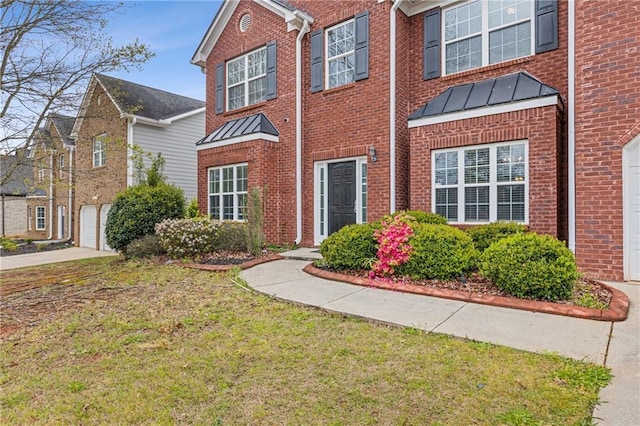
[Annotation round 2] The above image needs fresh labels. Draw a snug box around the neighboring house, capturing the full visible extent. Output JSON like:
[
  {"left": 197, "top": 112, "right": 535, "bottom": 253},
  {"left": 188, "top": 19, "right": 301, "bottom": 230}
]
[
  {"left": 71, "top": 73, "right": 205, "bottom": 251},
  {"left": 23, "top": 114, "right": 76, "bottom": 241},
  {"left": 192, "top": 0, "right": 639, "bottom": 282},
  {"left": 0, "top": 151, "right": 33, "bottom": 237}
]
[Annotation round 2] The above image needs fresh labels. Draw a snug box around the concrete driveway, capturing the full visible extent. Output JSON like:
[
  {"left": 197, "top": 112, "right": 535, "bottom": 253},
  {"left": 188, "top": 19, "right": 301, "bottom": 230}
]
[{"left": 0, "top": 247, "right": 118, "bottom": 271}]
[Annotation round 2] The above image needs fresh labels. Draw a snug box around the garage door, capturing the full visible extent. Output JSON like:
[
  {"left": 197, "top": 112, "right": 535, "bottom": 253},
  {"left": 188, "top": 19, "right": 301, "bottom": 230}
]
[
  {"left": 100, "top": 204, "right": 112, "bottom": 251},
  {"left": 80, "top": 205, "right": 97, "bottom": 249},
  {"left": 624, "top": 138, "right": 640, "bottom": 281}
]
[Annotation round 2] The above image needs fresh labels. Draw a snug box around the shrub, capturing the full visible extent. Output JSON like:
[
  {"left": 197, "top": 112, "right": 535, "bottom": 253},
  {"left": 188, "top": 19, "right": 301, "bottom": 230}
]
[
  {"left": 215, "top": 222, "right": 248, "bottom": 252},
  {"left": 185, "top": 198, "right": 203, "bottom": 219},
  {"left": 0, "top": 237, "right": 18, "bottom": 251},
  {"left": 246, "top": 187, "right": 265, "bottom": 256},
  {"left": 371, "top": 213, "right": 415, "bottom": 277},
  {"left": 105, "top": 184, "right": 185, "bottom": 254},
  {"left": 479, "top": 233, "right": 579, "bottom": 301},
  {"left": 155, "top": 218, "right": 217, "bottom": 259},
  {"left": 393, "top": 210, "right": 447, "bottom": 225},
  {"left": 320, "top": 223, "right": 378, "bottom": 270},
  {"left": 126, "top": 234, "right": 165, "bottom": 259},
  {"left": 466, "top": 221, "right": 527, "bottom": 252},
  {"left": 397, "top": 224, "right": 478, "bottom": 280}
]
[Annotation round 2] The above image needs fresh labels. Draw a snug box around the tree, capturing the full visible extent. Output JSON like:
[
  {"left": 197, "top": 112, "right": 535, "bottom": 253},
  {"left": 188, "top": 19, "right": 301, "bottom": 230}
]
[{"left": 0, "top": 0, "right": 153, "bottom": 186}]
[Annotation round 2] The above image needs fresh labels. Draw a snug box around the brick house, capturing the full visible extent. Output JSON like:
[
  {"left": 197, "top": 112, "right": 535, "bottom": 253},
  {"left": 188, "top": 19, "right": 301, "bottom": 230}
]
[
  {"left": 25, "top": 114, "right": 75, "bottom": 241},
  {"left": 71, "top": 73, "right": 205, "bottom": 250},
  {"left": 1, "top": 150, "right": 33, "bottom": 237},
  {"left": 192, "top": 0, "right": 639, "bottom": 282}
]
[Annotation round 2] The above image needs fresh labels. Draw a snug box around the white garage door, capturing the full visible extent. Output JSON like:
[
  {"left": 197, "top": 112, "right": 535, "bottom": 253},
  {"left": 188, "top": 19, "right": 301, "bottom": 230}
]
[
  {"left": 100, "top": 204, "right": 113, "bottom": 251},
  {"left": 80, "top": 205, "right": 97, "bottom": 249},
  {"left": 625, "top": 138, "right": 640, "bottom": 281}
]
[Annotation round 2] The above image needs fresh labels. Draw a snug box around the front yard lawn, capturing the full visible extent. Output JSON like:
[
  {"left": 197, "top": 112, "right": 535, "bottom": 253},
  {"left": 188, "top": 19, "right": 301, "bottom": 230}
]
[{"left": 1, "top": 258, "right": 610, "bottom": 424}]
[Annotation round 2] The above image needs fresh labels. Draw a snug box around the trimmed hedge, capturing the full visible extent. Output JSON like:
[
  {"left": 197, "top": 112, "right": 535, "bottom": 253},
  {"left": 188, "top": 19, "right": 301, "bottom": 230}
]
[
  {"left": 479, "top": 233, "right": 579, "bottom": 301},
  {"left": 105, "top": 184, "right": 185, "bottom": 254},
  {"left": 393, "top": 210, "right": 447, "bottom": 225},
  {"left": 320, "top": 223, "right": 378, "bottom": 270},
  {"left": 397, "top": 224, "right": 477, "bottom": 280},
  {"left": 125, "top": 234, "right": 165, "bottom": 259},
  {"left": 466, "top": 221, "right": 527, "bottom": 252},
  {"left": 215, "top": 222, "right": 248, "bottom": 252}
]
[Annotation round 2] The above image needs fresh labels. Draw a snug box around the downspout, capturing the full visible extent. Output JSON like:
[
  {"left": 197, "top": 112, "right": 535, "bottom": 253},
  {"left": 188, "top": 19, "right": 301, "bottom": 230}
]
[
  {"left": 127, "top": 117, "right": 137, "bottom": 187},
  {"left": 568, "top": 0, "right": 576, "bottom": 252},
  {"left": 389, "top": 0, "right": 402, "bottom": 214},
  {"left": 68, "top": 146, "right": 74, "bottom": 241},
  {"left": 295, "top": 18, "right": 310, "bottom": 245},
  {"left": 48, "top": 151, "right": 53, "bottom": 239}
]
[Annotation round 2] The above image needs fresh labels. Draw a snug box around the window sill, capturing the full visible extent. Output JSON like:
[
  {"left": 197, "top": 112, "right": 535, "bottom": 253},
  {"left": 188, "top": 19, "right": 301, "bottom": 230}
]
[
  {"left": 441, "top": 55, "right": 535, "bottom": 82},
  {"left": 224, "top": 101, "right": 268, "bottom": 116},
  {"left": 322, "top": 82, "right": 357, "bottom": 97}
]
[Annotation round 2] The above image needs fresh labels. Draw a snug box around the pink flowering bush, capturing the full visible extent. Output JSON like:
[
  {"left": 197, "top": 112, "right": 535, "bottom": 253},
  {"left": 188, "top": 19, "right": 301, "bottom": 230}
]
[
  {"left": 370, "top": 213, "right": 416, "bottom": 278},
  {"left": 155, "top": 218, "right": 218, "bottom": 259}
]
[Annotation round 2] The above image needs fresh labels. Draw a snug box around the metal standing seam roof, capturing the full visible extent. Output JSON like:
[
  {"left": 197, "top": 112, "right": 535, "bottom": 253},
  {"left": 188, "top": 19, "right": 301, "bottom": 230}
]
[
  {"left": 408, "top": 71, "right": 560, "bottom": 120},
  {"left": 196, "top": 113, "right": 279, "bottom": 146}
]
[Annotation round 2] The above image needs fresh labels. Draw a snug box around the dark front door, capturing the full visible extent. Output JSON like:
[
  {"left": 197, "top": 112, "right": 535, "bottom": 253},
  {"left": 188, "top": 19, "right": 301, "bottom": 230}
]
[{"left": 328, "top": 161, "right": 357, "bottom": 235}]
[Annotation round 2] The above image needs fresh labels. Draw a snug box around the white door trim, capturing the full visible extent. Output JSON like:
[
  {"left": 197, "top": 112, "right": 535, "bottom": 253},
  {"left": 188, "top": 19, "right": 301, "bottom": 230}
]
[
  {"left": 623, "top": 135, "right": 640, "bottom": 281},
  {"left": 314, "top": 156, "right": 367, "bottom": 246}
]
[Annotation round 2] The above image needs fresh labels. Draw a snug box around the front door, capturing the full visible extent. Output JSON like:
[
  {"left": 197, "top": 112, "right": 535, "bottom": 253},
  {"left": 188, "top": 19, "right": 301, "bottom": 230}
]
[{"left": 328, "top": 161, "right": 357, "bottom": 235}]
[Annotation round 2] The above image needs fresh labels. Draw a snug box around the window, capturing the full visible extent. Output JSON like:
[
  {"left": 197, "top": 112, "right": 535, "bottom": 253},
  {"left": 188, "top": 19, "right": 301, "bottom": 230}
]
[
  {"left": 432, "top": 141, "right": 527, "bottom": 223},
  {"left": 444, "top": 0, "right": 533, "bottom": 74},
  {"left": 326, "top": 19, "right": 355, "bottom": 89},
  {"left": 36, "top": 206, "right": 46, "bottom": 230},
  {"left": 27, "top": 207, "right": 32, "bottom": 231},
  {"left": 208, "top": 164, "right": 248, "bottom": 221},
  {"left": 93, "top": 136, "right": 106, "bottom": 167},
  {"left": 38, "top": 168, "right": 46, "bottom": 182},
  {"left": 59, "top": 154, "right": 65, "bottom": 171},
  {"left": 227, "top": 47, "right": 266, "bottom": 111}
]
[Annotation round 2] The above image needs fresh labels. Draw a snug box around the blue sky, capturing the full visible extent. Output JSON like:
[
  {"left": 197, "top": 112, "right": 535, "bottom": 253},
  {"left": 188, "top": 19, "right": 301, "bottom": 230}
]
[{"left": 103, "top": 1, "right": 223, "bottom": 101}]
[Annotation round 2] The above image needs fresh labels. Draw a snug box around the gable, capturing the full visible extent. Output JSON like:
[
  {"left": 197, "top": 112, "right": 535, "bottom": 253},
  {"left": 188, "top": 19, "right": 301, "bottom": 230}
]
[{"left": 191, "top": 0, "right": 312, "bottom": 69}]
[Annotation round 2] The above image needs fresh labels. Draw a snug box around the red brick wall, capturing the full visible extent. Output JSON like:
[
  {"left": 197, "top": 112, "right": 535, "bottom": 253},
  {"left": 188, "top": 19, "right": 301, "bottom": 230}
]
[
  {"left": 409, "top": 105, "right": 562, "bottom": 237},
  {"left": 574, "top": 0, "right": 640, "bottom": 281}
]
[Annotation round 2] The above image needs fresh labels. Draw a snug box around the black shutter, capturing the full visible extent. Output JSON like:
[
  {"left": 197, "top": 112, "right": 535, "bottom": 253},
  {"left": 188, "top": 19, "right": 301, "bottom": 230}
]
[
  {"left": 310, "top": 29, "right": 323, "bottom": 93},
  {"left": 265, "top": 41, "right": 277, "bottom": 100},
  {"left": 535, "top": 0, "right": 558, "bottom": 53},
  {"left": 215, "top": 62, "right": 224, "bottom": 114},
  {"left": 354, "top": 10, "right": 369, "bottom": 81},
  {"left": 423, "top": 8, "right": 441, "bottom": 80}
]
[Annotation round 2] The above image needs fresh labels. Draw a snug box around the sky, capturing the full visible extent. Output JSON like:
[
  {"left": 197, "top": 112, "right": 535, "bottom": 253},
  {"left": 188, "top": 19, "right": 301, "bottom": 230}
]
[{"left": 102, "top": 0, "right": 223, "bottom": 101}]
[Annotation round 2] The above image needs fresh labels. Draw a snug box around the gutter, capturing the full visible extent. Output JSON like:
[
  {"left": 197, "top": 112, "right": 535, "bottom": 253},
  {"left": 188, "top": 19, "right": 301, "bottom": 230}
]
[
  {"left": 68, "top": 146, "right": 74, "bottom": 241},
  {"left": 127, "top": 117, "right": 137, "bottom": 187},
  {"left": 568, "top": 0, "right": 576, "bottom": 253},
  {"left": 295, "top": 17, "right": 310, "bottom": 245},
  {"left": 389, "top": 0, "right": 402, "bottom": 214}
]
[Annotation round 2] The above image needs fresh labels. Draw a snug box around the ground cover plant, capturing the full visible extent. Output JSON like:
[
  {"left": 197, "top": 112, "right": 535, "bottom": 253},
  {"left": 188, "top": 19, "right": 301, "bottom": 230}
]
[{"left": 1, "top": 257, "right": 611, "bottom": 424}]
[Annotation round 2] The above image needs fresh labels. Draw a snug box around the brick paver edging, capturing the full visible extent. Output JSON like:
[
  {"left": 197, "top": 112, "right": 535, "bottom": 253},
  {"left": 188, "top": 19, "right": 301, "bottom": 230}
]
[
  {"left": 179, "top": 254, "right": 284, "bottom": 272},
  {"left": 303, "top": 264, "right": 629, "bottom": 322}
]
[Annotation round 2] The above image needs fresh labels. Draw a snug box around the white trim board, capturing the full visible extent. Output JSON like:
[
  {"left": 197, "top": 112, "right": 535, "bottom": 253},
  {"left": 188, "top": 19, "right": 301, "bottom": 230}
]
[
  {"left": 408, "top": 96, "right": 561, "bottom": 128},
  {"left": 196, "top": 132, "right": 279, "bottom": 151}
]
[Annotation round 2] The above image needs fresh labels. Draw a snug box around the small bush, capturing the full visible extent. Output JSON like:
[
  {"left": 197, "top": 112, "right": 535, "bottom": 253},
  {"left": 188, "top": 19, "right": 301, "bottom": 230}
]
[
  {"left": 397, "top": 224, "right": 477, "bottom": 280},
  {"left": 246, "top": 187, "right": 266, "bottom": 256},
  {"left": 126, "top": 234, "right": 165, "bottom": 259},
  {"left": 320, "top": 223, "right": 379, "bottom": 270},
  {"left": 105, "top": 184, "right": 185, "bottom": 254},
  {"left": 156, "top": 218, "right": 217, "bottom": 259},
  {"left": 393, "top": 210, "right": 447, "bottom": 225},
  {"left": 215, "top": 222, "right": 248, "bottom": 252},
  {"left": 479, "top": 233, "right": 579, "bottom": 301},
  {"left": 466, "top": 221, "right": 527, "bottom": 252},
  {"left": 0, "top": 237, "right": 18, "bottom": 251},
  {"left": 185, "top": 198, "right": 203, "bottom": 219}
]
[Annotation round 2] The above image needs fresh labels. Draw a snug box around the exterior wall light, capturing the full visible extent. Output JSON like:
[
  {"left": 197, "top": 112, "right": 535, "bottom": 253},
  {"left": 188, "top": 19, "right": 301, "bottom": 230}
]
[{"left": 369, "top": 146, "right": 377, "bottom": 162}]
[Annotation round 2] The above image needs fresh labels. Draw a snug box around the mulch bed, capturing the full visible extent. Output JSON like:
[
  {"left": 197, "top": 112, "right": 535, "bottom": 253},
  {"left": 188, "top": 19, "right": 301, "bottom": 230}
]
[
  {"left": 0, "top": 241, "right": 73, "bottom": 257},
  {"left": 172, "top": 250, "right": 284, "bottom": 272}
]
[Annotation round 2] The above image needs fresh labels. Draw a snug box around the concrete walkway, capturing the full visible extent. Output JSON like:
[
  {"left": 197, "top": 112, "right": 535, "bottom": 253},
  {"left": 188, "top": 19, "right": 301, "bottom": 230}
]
[
  {"left": 0, "top": 247, "right": 117, "bottom": 271},
  {"left": 241, "top": 257, "right": 640, "bottom": 426}
]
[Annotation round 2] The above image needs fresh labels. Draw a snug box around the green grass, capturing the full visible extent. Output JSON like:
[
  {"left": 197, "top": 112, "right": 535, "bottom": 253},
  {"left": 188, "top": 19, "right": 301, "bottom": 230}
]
[{"left": 0, "top": 258, "right": 611, "bottom": 425}]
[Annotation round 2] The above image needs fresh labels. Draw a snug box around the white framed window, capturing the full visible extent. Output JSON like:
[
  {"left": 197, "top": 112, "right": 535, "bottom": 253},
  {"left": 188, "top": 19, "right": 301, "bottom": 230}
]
[
  {"left": 432, "top": 141, "right": 528, "bottom": 224},
  {"left": 93, "top": 136, "right": 106, "bottom": 167},
  {"left": 38, "top": 168, "right": 46, "bottom": 182},
  {"left": 59, "top": 154, "right": 65, "bottom": 171},
  {"left": 326, "top": 18, "right": 355, "bottom": 89},
  {"left": 36, "top": 206, "right": 46, "bottom": 230},
  {"left": 314, "top": 157, "right": 368, "bottom": 245},
  {"left": 444, "top": 0, "right": 533, "bottom": 75},
  {"left": 227, "top": 47, "right": 266, "bottom": 111},
  {"left": 208, "top": 164, "right": 248, "bottom": 221},
  {"left": 27, "top": 206, "right": 32, "bottom": 231}
]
